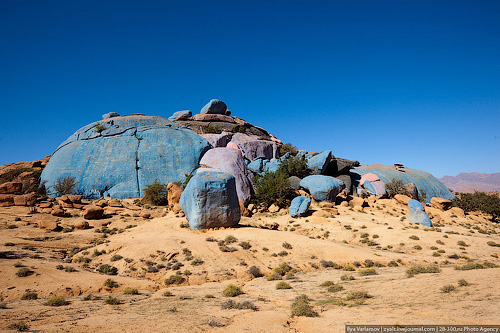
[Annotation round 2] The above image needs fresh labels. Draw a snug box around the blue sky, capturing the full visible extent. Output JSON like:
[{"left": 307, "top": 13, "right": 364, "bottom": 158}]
[{"left": 1, "top": 0, "right": 499, "bottom": 177}]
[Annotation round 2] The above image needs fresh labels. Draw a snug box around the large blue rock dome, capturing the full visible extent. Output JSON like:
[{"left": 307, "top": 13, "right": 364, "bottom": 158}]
[{"left": 41, "top": 114, "right": 210, "bottom": 199}]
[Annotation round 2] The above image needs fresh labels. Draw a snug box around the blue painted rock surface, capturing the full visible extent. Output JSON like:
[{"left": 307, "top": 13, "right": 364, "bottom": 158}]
[
  {"left": 351, "top": 164, "right": 454, "bottom": 203},
  {"left": 199, "top": 147, "right": 254, "bottom": 204},
  {"left": 263, "top": 159, "right": 281, "bottom": 173},
  {"left": 168, "top": 110, "right": 192, "bottom": 121},
  {"left": 179, "top": 171, "right": 241, "bottom": 229},
  {"left": 41, "top": 115, "right": 210, "bottom": 199},
  {"left": 407, "top": 199, "right": 433, "bottom": 227},
  {"left": 300, "top": 175, "right": 345, "bottom": 202},
  {"left": 289, "top": 196, "right": 311, "bottom": 217},
  {"left": 200, "top": 99, "right": 227, "bottom": 115},
  {"left": 363, "top": 180, "right": 387, "bottom": 197},
  {"left": 247, "top": 157, "right": 266, "bottom": 173},
  {"left": 102, "top": 112, "right": 120, "bottom": 119},
  {"left": 307, "top": 150, "right": 333, "bottom": 174}
]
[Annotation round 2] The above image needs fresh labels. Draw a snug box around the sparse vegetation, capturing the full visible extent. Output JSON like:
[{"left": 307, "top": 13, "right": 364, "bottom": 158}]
[
  {"left": 165, "top": 275, "right": 185, "bottom": 285},
  {"left": 345, "top": 291, "right": 373, "bottom": 301},
  {"left": 53, "top": 176, "right": 78, "bottom": 196},
  {"left": 8, "top": 321, "right": 30, "bottom": 331},
  {"left": 385, "top": 179, "right": 409, "bottom": 198},
  {"left": 98, "top": 264, "right": 118, "bottom": 275},
  {"left": 21, "top": 292, "right": 38, "bottom": 300},
  {"left": 252, "top": 170, "right": 293, "bottom": 208},
  {"left": 276, "top": 281, "right": 292, "bottom": 289},
  {"left": 223, "top": 284, "right": 243, "bottom": 297},
  {"left": 291, "top": 294, "right": 318, "bottom": 317},
  {"left": 16, "top": 268, "right": 33, "bottom": 277},
  {"left": 341, "top": 274, "right": 355, "bottom": 281},
  {"left": 239, "top": 241, "right": 252, "bottom": 249},
  {"left": 142, "top": 180, "right": 168, "bottom": 206},
  {"left": 458, "top": 279, "right": 469, "bottom": 286},
  {"left": 358, "top": 268, "right": 378, "bottom": 276},
  {"left": 455, "top": 262, "right": 497, "bottom": 270},
  {"left": 406, "top": 265, "right": 441, "bottom": 277},
  {"left": 123, "top": 287, "right": 139, "bottom": 295},
  {"left": 104, "top": 296, "right": 121, "bottom": 305},
  {"left": 249, "top": 266, "right": 263, "bottom": 278},
  {"left": 452, "top": 191, "right": 500, "bottom": 221},
  {"left": 221, "top": 299, "right": 258, "bottom": 310},
  {"left": 282, "top": 242, "right": 292, "bottom": 249},
  {"left": 46, "top": 296, "right": 69, "bottom": 307},
  {"left": 103, "top": 279, "right": 119, "bottom": 289},
  {"left": 441, "top": 284, "right": 455, "bottom": 293}
]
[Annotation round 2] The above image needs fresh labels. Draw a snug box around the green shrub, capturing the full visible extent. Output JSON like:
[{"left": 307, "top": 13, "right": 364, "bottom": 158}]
[
  {"left": 455, "top": 262, "right": 497, "bottom": 270},
  {"left": 282, "top": 242, "right": 292, "bottom": 249},
  {"left": 340, "top": 274, "right": 355, "bottom": 281},
  {"left": 458, "top": 279, "right": 469, "bottom": 286},
  {"left": 223, "top": 284, "right": 243, "bottom": 297},
  {"left": 204, "top": 125, "right": 222, "bottom": 134},
  {"left": 291, "top": 294, "right": 317, "bottom": 317},
  {"left": 278, "top": 155, "right": 309, "bottom": 178},
  {"left": 221, "top": 299, "right": 258, "bottom": 310},
  {"left": 110, "top": 254, "right": 123, "bottom": 262},
  {"left": 21, "top": 292, "right": 38, "bottom": 300},
  {"left": 8, "top": 321, "right": 30, "bottom": 331},
  {"left": 279, "top": 143, "right": 298, "bottom": 157},
  {"left": 249, "top": 266, "right": 263, "bottom": 278},
  {"left": 98, "top": 264, "right": 118, "bottom": 275},
  {"left": 225, "top": 235, "right": 238, "bottom": 244},
  {"left": 104, "top": 296, "right": 121, "bottom": 305},
  {"left": 191, "top": 258, "right": 204, "bottom": 266},
  {"left": 452, "top": 191, "right": 500, "bottom": 221},
  {"left": 142, "top": 180, "right": 168, "bottom": 206},
  {"left": 406, "top": 265, "right": 441, "bottom": 277},
  {"left": 385, "top": 179, "right": 409, "bottom": 198},
  {"left": 165, "top": 275, "right": 185, "bottom": 285},
  {"left": 267, "top": 272, "right": 282, "bottom": 281},
  {"left": 345, "top": 291, "right": 373, "bottom": 300},
  {"left": 16, "top": 268, "right": 33, "bottom": 277},
  {"left": 253, "top": 170, "right": 293, "bottom": 208},
  {"left": 441, "top": 284, "right": 455, "bottom": 293},
  {"left": 275, "top": 281, "right": 292, "bottom": 289},
  {"left": 53, "top": 176, "right": 78, "bottom": 196},
  {"left": 320, "top": 281, "right": 336, "bottom": 287},
  {"left": 239, "top": 241, "right": 252, "bottom": 250},
  {"left": 358, "top": 268, "right": 378, "bottom": 276},
  {"left": 103, "top": 279, "right": 119, "bottom": 288},
  {"left": 328, "top": 284, "right": 344, "bottom": 292},
  {"left": 123, "top": 287, "right": 139, "bottom": 295},
  {"left": 273, "top": 262, "right": 293, "bottom": 276},
  {"left": 46, "top": 296, "right": 68, "bottom": 306}
]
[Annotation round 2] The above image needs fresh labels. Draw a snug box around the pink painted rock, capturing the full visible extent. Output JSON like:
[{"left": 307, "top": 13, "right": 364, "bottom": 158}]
[
  {"left": 193, "top": 113, "right": 235, "bottom": 123},
  {"left": 229, "top": 133, "right": 279, "bottom": 161}
]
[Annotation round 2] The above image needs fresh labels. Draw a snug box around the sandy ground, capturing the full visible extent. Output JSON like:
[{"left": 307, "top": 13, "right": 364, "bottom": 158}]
[{"left": 1, "top": 198, "right": 499, "bottom": 332}]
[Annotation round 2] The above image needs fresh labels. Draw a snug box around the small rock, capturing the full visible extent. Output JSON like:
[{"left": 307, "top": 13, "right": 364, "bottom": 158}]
[
  {"left": 168, "top": 110, "right": 192, "bottom": 121},
  {"left": 73, "top": 203, "right": 85, "bottom": 209},
  {"left": 407, "top": 199, "right": 432, "bottom": 227},
  {"left": 61, "top": 201, "right": 74, "bottom": 209},
  {"left": 167, "top": 183, "right": 183, "bottom": 211},
  {"left": 239, "top": 200, "right": 251, "bottom": 217},
  {"left": 74, "top": 221, "right": 90, "bottom": 229},
  {"left": 268, "top": 204, "right": 280, "bottom": 213},
  {"left": 83, "top": 205, "right": 104, "bottom": 219},
  {"left": 51, "top": 207, "right": 67, "bottom": 217},
  {"left": 37, "top": 218, "right": 60, "bottom": 231},
  {"left": 449, "top": 206, "right": 465, "bottom": 218},
  {"left": 319, "top": 201, "right": 334, "bottom": 208},
  {"left": 14, "top": 194, "right": 35, "bottom": 206},
  {"left": 349, "top": 197, "right": 367, "bottom": 207},
  {"left": 289, "top": 196, "right": 311, "bottom": 218},
  {"left": 312, "top": 210, "right": 334, "bottom": 218},
  {"left": 39, "top": 201, "right": 53, "bottom": 208},
  {"left": 172, "top": 203, "right": 183, "bottom": 214},
  {"left": 288, "top": 176, "right": 301, "bottom": 190},
  {"left": 431, "top": 197, "right": 452, "bottom": 211},
  {"left": 140, "top": 212, "right": 151, "bottom": 219},
  {"left": 394, "top": 194, "right": 411, "bottom": 205},
  {"left": 247, "top": 203, "right": 254, "bottom": 212},
  {"left": 200, "top": 99, "right": 228, "bottom": 115},
  {"left": 108, "top": 199, "right": 123, "bottom": 207},
  {"left": 102, "top": 112, "right": 120, "bottom": 119},
  {"left": 0, "top": 182, "right": 22, "bottom": 194},
  {"left": 59, "top": 195, "right": 71, "bottom": 203},
  {"left": 67, "top": 195, "right": 82, "bottom": 203},
  {"left": 340, "top": 201, "right": 348, "bottom": 207}
]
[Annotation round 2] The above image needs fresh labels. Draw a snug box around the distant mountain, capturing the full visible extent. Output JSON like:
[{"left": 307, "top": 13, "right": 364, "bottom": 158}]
[{"left": 438, "top": 172, "right": 500, "bottom": 193}]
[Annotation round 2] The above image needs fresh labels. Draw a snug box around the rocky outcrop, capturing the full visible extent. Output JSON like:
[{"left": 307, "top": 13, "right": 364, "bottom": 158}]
[
  {"left": 0, "top": 182, "right": 22, "bottom": 194},
  {"left": 299, "top": 175, "right": 345, "bottom": 203},
  {"left": 41, "top": 115, "right": 210, "bottom": 199},
  {"left": 228, "top": 133, "right": 279, "bottom": 161},
  {"left": 407, "top": 199, "right": 432, "bottom": 227},
  {"left": 199, "top": 148, "right": 254, "bottom": 205},
  {"left": 289, "top": 196, "right": 311, "bottom": 217},
  {"left": 431, "top": 197, "right": 452, "bottom": 211},
  {"left": 179, "top": 171, "right": 240, "bottom": 229},
  {"left": 200, "top": 99, "right": 229, "bottom": 115}
]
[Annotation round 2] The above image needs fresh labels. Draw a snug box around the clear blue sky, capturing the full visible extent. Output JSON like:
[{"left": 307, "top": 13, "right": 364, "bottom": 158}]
[{"left": 1, "top": 0, "right": 499, "bottom": 177}]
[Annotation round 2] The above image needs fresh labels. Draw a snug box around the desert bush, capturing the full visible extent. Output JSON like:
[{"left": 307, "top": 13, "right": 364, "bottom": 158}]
[
  {"left": 341, "top": 274, "right": 355, "bottom": 281},
  {"left": 455, "top": 262, "right": 497, "bottom": 270},
  {"left": 142, "top": 180, "right": 168, "bottom": 206},
  {"left": 441, "top": 284, "right": 456, "bottom": 293},
  {"left": 291, "top": 294, "right": 318, "bottom": 317},
  {"left": 123, "top": 287, "right": 139, "bottom": 295},
  {"left": 225, "top": 235, "right": 238, "bottom": 244},
  {"left": 458, "top": 279, "right": 469, "bottom": 286},
  {"left": 98, "top": 264, "right": 118, "bottom": 275},
  {"left": 282, "top": 242, "right": 293, "bottom": 249},
  {"left": 206, "top": 316, "right": 226, "bottom": 327},
  {"left": 163, "top": 291, "right": 173, "bottom": 297},
  {"left": 320, "top": 281, "right": 336, "bottom": 287},
  {"left": 409, "top": 235, "right": 420, "bottom": 240},
  {"left": 104, "top": 296, "right": 121, "bottom": 305},
  {"left": 64, "top": 266, "right": 76, "bottom": 272},
  {"left": 21, "top": 292, "right": 38, "bottom": 300},
  {"left": 452, "top": 191, "right": 500, "bottom": 221},
  {"left": 248, "top": 266, "right": 263, "bottom": 278},
  {"left": 345, "top": 291, "right": 373, "bottom": 300},
  {"left": 320, "top": 260, "right": 339, "bottom": 268},
  {"left": 406, "top": 265, "right": 441, "bottom": 277},
  {"left": 276, "top": 281, "right": 292, "bottom": 289},
  {"left": 278, "top": 155, "right": 309, "bottom": 178},
  {"left": 46, "top": 296, "right": 68, "bottom": 306},
  {"left": 53, "top": 176, "right": 78, "bottom": 196},
  {"left": 16, "top": 268, "right": 33, "bottom": 277},
  {"left": 358, "top": 268, "right": 378, "bottom": 276},
  {"left": 279, "top": 143, "right": 298, "bottom": 157},
  {"left": 103, "top": 279, "right": 119, "bottom": 288},
  {"left": 252, "top": 170, "right": 293, "bottom": 208},
  {"left": 274, "top": 262, "right": 293, "bottom": 276},
  {"left": 221, "top": 299, "right": 258, "bottom": 310},
  {"left": 239, "top": 241, "right": 251, "bottom": 250},
  {"left": 204, "top": 125, "right": 222, "bottom": 134},
  {"left": 267, "top": 272, "right": 282, "bottom": 281},
  {"left": 165, "top": 275, "right": 185, "bottom": 285},
  {"left": 385, "top": 179, "right": 409, "bottom": 198},
  {"left": 110, "top": 254, "right": 123, "bottom": 262},
  {"left": 191, "top": 258, "right": 204, "bottom": 266},
  {"left": 95, "top": 123, "right": 106, "bottom": 133},
  {"left": 8, "top": 321, "right": 30, "bottom": 331},
  {"left": 223, "top": 284, "right": 243, "bottom": 297}
]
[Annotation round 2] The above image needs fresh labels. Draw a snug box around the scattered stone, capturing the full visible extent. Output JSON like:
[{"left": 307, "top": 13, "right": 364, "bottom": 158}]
[
  {"left": 349, "top": 197, "right": 367, "bottom": 207},
  {"left": 200, "top": 99, "right": 227, "bottom": 115},
  {"left": 239, "top": 200, "right": 251, "bottom": 217},
  {"left": 67, "top": 195, "right": 82, "bottom": 203},
  {"left": 108, "top": 199, "right": 123, "bottom": 207},
  {"left": 319, "top": 201, "right": 334, "bottom": 208},
  {"left": 289, "top": 196, "right": 311, "bottom": 218},
  {"left": 312, "top": 210, "right": 335, "bottom": 218},
  {"left": 0, "top": 182, "right": 22, "bottom": 194},
  {"left": 60, "top": 201, "right": 73, "bottom": 209},
  {"left": 74, "top": 221, "right": 90, "bottom": 229},
  {"left": 335, "top": 175, "right": 352, "bottom": 193},
  {"left": 140, "top": 211, "right": 151, "bottom": 219},
  {"left": 431, "top": 197, "right": 452, "bottom": 211},
  {"left": 407, "top": 199, "right": 433, "bottom": 227},
  {"left": 193, "top": 113, "right": 235, "bottom": 123},
  {"left": 37, "top": 217, "right": 60, "bottom": 231},
  {"left": 39, "top": 201, "right": 53, "bottom": 208},
  {"left": 51, "top": 207, "right": 67, "bottom": 217},
  {"left": 167, "top": 183, "right": 183, "bottom": 211},
  {"left": 13, "top": 193, "right": 35, "bottom": 206},
  {"left": 179, "top": 171, "right": 240, "bottom": 229},
  {"left": 83, "top": 205, "right": 104, "bottom": 219},
  {"left": 172, "top": 203, "right": 183, "bottom": 214},
  {"left": 73, "top": 203, "right": 85, "bottom": 209},
  {"left": 268, "top": 204, "right": 280, "bottom": 213}
]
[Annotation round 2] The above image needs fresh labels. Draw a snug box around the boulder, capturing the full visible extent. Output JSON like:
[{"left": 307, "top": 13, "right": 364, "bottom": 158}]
[
  {"left": 83, "top": 205, "right": 104, "bottom": 219},
  {"left": 323, "top": 207, "right": 339, "bottom": 215},
  {"left": 325, "top": 158, "right": 360, "bottom": 175},
  {"left": 67, "top": 195, "right": 82, "bottom": 203},
  {"left": 199, "top": 148, "right": 254, "bottom": 205},
  {"left": 312, "top": 210, "right": 335, "bottom": 218},
  {"left": 288, "top": 176, "right": 301, "bottom": 190},
  {"left": 407, "top": 199, "right": 433, "bottom": 227},
  {"left": 307, "top": 151, "right": 332, "bottom": 175},
  {"left": 289, "top": 196, "right": 311, "bottom": 218},
  {"left": 179, "top": 171, "right": 240, "bottom": 229},
  {"left": 229, "top": 133, "right": 279, "bottom": 161},
  {"left": 13, "top": 193, "right": 36, "bottom": 206},
  {"left": 108, "top": 199, "right": 123, "bottom": 207},
  {"left": 0, "top": 182, "right": 22, "bottom": 194},
  {"left": 193, "top": 113, "right": 235, "bottom": 123},
  {"left": 300, "top": 175, "right": 345, "bottom": 203},
  {"left": 201, "top": 132, "right": 234, "bottom": 148},
  {"left": 167, "top": 182, "right": 183, "bottom": 211},
  {"left": 431, "top": 197, "right": 452, "bottom": 211},
  {"left": 319, "top": 201, "right": 334, "bottom": 208},
  {"left": 168, "top": 110, "right": 192, "bottom": 122},
  {"left": 51, "top": 207, "right": 67, "bottom": 217},
  {"left": 37, "top": 217, "right": 60, "bottom": 231},
  {"left": 0, "top": 194, "right": 14, "bottom": 207},
  {"left": 102, "top": 112, "right": 120, "bottom": 119},
  {"left": 349, "top": 197, "right": 367, "bottom": 207},
  {"left": 402, "top": 183, "right": 418, "bottom": 199},
  {"left": 394, "top": 194, "right": 411, "bottom": 205},
  {"left": 336, "top": 175, "right": 352, "bottom": 194},
  {"left": 41, "top": 115, "right": 210, "bottom": 199},
  {"left": 74, "top": 221, "right": 90, "bottom": 230},
  {"left": 60, "top": 201, "right": 73, "bottom": 209},
  {"left": 39, "top": 201, "right": 52, "bottom": 208},
  {"left": 200, "top": 99, "right": 227, "bottom": 115},
  {"left": 172, "top": 203, "right": 183, "bottom": 214},
  {"left": 263, "top": 159, "right": 280, "bottom": 173},
  {"left": 449, "top": 206, "right": 465, "bottom": 218},
  {"left": 268, "top": 204, "right": 280, "bottom": 213},
  {"left": 140, "top": 211, "right": 151, "bottom": 219},
  {"left": 239, "top": 200, "right": 251, "bottom": 217},
  {"left": 247, "top": 157, "right": 266, "bottom": 174}
]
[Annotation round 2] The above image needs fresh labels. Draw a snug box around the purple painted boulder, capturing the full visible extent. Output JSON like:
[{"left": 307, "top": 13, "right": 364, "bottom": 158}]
[
  {"left": 229, "top": 133, "right": 279, "bottom": 161},
  {"left": 199, "top": 147, "right": 254, "bottom": 204},
  {"left": 201, "top": 132, "right": 234, "bottom": 148}
]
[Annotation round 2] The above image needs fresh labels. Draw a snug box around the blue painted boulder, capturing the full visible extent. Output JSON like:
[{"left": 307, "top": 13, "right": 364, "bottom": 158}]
[
  {"left": 264, "top": 159, "right": 281, "bottom": 173},
  {"left": 407, "top": 199, "right": 433, "bottom": 227},
  {"left": 247, "top": 157, "right": 266, "bottom": 173},
  {"left": 41, "top": 115, "right": 210, "bottom": 199},
  {"left": 201, "top": 99, "right": 228, "bottom": 115},
  {"left": 289, "top": 196, "right": 311, "bottom": 218},
  {"left": 307, "top": 150, "right": 333, "bottom": 174},
  {"left": 168, "top": 110, "right": 192, "bottom": 121},
  {"left": 299, "top": 175, "right": 345, "bottom": 203},
  {"left": 179, "top": 171, "right": 241, "bottom": 229},
  {"left": 102, "top": 112, "right": 120, "bottom": 119},
  {"left": 199, "top": 147, "right": 254, "bottom": 205}
]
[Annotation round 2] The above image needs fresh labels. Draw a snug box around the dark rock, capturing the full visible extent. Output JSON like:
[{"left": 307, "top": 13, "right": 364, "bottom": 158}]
[{"left": 288, "top": 176, "right": 302, "bottom": 190}]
